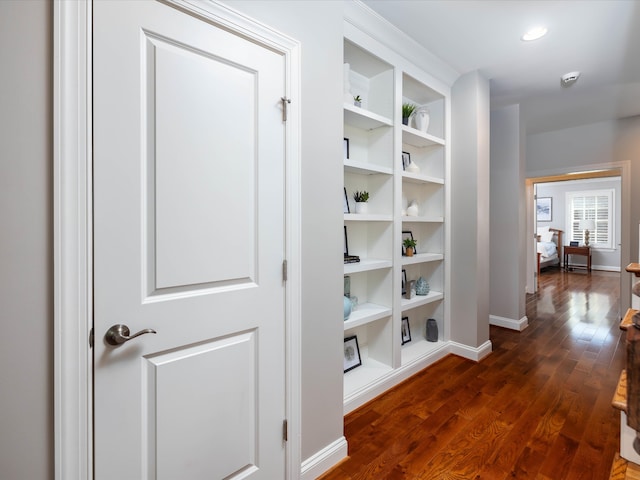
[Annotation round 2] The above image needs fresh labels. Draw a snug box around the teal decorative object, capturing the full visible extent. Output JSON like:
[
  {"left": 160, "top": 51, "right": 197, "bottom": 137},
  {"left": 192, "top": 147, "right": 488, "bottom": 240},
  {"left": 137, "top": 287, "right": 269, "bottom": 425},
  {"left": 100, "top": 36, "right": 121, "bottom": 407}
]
[
  {"left": 344, "top": 296, "right": 352, "bottom": 320},
  {"left": 415, "top": 277, "right": 430, "bottom": 296}
]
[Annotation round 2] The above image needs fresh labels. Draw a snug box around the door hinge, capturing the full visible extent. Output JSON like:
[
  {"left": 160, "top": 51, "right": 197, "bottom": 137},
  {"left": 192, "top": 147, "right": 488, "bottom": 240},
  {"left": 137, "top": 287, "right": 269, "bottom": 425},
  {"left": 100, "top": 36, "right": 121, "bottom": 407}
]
[
  {"left": 281, "top": 97, "right": 291, "bottom": 122},
  {"left": 283, "top": 419, "right": 288, "bottom": 442},
  {"left": 89, "top": 327, "right": 94, "bottom": 348},
  {"left": 282, "top": 259, "right": 288, "bottom": 282}
]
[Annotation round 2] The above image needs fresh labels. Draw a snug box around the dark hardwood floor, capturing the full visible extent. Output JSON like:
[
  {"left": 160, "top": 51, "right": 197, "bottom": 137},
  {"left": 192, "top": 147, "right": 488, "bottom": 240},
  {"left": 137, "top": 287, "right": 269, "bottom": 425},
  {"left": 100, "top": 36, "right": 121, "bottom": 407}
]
[{"left": 319, "top": 269, "right": 624, "bottom": 479}]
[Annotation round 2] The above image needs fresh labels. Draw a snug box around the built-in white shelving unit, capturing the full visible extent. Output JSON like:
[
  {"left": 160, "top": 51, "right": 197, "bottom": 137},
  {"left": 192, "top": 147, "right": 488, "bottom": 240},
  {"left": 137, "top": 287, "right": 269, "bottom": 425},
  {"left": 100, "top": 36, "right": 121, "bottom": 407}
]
[{"left": 342, "top": 26, "right": 450, "bottom": 414}]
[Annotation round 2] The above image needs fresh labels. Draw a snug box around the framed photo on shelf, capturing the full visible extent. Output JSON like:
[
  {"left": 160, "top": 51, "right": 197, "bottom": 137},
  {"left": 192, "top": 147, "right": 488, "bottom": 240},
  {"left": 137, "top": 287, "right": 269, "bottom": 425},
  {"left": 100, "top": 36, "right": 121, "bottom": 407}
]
[
  {"left": 402, "top": 231, "right": 416, "bottom": 256},
  {"left": 401, "top": 317, "right": 411, "bottom": 345},
  {"left": 344, "top": 226, "right": 348, "bottom": 256},
  {"left": 402, "top": 269, "right": 407, "bottom": 295},
  {"left": 343, "top": 187, "right": 350, "bottom": 213},
  {"left": 570, "top": 241, "right": 579, "bottom": 247},
  {"left": 402, "top": 151, "right": 411, "bottom": 170},
  {"left": 536, "top": 197, "right": 552, "bottom": 222},
  {"left": 344, "top": 226, "right": 360, "bottom": 263},
  {"left": 343, "top": 138, "right": 350, "bottom": 161},
  {"left": 343, "top": 335, "right": 362, "bottom": 372}
]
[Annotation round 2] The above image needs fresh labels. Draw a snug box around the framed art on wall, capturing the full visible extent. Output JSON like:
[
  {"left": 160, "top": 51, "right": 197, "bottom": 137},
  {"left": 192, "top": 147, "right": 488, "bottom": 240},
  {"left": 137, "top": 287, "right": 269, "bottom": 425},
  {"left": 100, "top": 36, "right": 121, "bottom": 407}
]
[{"left": 536, "top": 197, "right": 552, "bottom": 222}]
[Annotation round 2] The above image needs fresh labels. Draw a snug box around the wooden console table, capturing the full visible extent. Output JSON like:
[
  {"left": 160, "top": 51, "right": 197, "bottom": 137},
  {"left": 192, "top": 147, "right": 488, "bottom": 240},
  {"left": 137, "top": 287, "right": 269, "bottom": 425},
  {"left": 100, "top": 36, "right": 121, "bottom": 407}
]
[{"left": 564, "top": 245, "right": 591, "bottom": 272}]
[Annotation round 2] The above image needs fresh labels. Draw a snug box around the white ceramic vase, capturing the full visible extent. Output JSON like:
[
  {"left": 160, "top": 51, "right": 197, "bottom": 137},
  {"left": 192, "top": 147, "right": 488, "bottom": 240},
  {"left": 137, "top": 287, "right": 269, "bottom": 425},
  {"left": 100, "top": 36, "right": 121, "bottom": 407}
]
[
  {"left": 406, "top": 160, "right": 420, "bottom": 173},
  {"left": 413, "top": 106, "right": 430, "bottom": 133},
  {"left": 407, "top": 201, "right": 419, "bottom": 217},
  {"left": 355, "top": 202, "right": 368, "bottom": 214}
]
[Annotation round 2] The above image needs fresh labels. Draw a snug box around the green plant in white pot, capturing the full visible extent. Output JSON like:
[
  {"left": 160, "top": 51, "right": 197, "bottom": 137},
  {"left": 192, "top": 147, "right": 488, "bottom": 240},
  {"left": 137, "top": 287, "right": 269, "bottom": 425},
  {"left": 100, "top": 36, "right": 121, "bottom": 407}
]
[
  {"left": 402, "top": 102, "right": 416, "bottom": 126},
  {"left": 353, "top": 190, "right": 369, "bottom": 214}
]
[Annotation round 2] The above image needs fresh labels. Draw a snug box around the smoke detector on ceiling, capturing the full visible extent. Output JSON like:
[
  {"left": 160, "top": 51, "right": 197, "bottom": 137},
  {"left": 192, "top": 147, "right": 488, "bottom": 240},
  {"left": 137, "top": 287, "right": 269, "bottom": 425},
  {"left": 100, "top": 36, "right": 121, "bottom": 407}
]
[{"left": 561, "top": 71, "right": 581, "bottom": 87}]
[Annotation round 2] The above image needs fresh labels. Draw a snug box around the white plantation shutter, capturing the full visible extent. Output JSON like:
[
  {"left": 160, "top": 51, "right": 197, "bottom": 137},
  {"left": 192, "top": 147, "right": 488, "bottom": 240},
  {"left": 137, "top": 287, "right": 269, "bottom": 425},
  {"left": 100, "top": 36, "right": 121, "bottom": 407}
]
[{"left": 566, "top": 190, "right": 614, "bottom": 248}]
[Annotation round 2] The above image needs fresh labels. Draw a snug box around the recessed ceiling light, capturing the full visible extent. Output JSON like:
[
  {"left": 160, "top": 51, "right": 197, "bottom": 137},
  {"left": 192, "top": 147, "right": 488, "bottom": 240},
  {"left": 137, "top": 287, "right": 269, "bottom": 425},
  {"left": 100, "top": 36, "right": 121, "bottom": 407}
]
[{"left": 521, "top": 26, "right": 548, "bottom": 41}]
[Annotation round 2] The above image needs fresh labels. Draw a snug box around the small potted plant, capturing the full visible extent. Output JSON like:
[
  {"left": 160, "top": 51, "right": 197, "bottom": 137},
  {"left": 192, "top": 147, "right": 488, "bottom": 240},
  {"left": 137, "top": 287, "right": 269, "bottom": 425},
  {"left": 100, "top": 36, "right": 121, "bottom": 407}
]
[
  {"left": 352, "top": 190, "right": 369, "bottom": 214},
  {"left": 353, "top": 95, "right": 362, "bottom": 107},
  {"left": 402, "top": 102, "right": 417, "bottom": 126},
  {"left": 403, "top": 237, "right": 417, "bottom": 257}
]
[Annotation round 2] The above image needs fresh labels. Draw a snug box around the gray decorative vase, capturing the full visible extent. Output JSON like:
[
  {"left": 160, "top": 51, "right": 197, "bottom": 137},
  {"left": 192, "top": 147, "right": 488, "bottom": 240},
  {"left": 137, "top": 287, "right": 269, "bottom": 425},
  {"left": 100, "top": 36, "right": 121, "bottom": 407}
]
[
  {"left": 426, "top": 318, "right": 438, "bottom": 342},
  {"left": 415, "top": 276, "right": 430, "bottom": 296}
]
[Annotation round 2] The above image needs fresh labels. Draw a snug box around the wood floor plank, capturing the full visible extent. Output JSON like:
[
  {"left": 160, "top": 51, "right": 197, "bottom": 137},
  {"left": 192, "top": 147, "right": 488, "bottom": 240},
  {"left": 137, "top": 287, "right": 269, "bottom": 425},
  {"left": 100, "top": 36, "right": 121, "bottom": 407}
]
[
  {"left": 318, "top": 270, "right": 624, "bottom": 480},
  {"left": 627, "top": 461, "right": 640, "bottom": 480},
  {"left": 609, "top": 453, "right": 627, "bottom": 480}
]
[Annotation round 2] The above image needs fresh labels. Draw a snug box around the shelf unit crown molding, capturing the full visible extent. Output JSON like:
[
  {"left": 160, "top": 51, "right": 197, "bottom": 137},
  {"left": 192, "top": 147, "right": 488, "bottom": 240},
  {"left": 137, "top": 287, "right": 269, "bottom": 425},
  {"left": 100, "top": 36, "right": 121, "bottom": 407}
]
[{"left": 344, "top": 0, "right": 459, "bottom": 88}]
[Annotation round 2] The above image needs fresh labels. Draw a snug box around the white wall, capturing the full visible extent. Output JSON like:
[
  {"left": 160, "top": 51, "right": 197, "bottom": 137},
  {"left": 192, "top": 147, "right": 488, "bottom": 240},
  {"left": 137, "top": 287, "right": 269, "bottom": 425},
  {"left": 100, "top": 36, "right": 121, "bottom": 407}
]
[
  {"left": 450, "top": 71, "right": 490, "bottom": 347},
  {"left": 0, "top": 1, "right": 53, "bottom": 478},
  {"left": 536, "top": 177, "right": 622, "bottom": 271},
  {"left": 490, "top": 105, "right": 527, "bottom": 324}
]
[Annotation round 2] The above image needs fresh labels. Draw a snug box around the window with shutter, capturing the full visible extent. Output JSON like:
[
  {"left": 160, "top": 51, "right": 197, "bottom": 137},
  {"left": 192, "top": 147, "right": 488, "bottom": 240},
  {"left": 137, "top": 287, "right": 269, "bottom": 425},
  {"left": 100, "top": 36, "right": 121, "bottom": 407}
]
[{"left": 565, "top": 189, "right": 614, "bottom": 249}]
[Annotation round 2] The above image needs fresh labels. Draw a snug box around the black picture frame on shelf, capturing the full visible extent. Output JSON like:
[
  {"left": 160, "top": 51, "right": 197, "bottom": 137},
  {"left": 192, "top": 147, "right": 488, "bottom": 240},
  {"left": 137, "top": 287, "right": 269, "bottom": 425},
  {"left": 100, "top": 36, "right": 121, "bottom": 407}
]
[
  {"left": 402, "top": 151, "right": 411, "bottom": 170},
  {"left": 402, "top": 269, "right": 407, "bottom": 295},
  {"left": 570, "top": 241, "right": 579, "bottom": 247},
  {"left": 402, "top": 231, "right": 416, "bottom": 256},
  {"left": 401, "top": 317, "right": 411, "bottom": 345},
  {"left": 343, "top": 335, "right": 362, "bottom": 372},
  {"left": 343, "top": 187, "right": 350, "bottom": 213},
  {"left": 344, "top": 226, "right": 348, "bottom": 256},
  {"left": 344, "top": 138, "right": 350, "bottom": 161},
  {"left": 344, "top": 226, "right": 360, "bottom": 264}
]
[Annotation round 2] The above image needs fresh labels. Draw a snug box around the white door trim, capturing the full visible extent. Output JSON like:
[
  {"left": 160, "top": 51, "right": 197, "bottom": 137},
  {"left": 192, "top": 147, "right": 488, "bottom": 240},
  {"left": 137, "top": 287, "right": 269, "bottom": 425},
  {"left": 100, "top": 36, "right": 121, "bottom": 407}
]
[
  {"left": 53, "top": 2, "right": 93, "bottom": 478},
  {"left": 53, "top": 1, "right": 302, "bottom": 478}
]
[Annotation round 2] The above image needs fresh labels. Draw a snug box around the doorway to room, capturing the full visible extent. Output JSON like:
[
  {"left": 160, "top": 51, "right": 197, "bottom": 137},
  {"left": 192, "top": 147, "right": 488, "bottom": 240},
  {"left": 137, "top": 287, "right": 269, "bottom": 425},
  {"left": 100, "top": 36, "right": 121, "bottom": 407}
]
[{"left": 526, "top": 167, "right": 628, "bottom": 319}]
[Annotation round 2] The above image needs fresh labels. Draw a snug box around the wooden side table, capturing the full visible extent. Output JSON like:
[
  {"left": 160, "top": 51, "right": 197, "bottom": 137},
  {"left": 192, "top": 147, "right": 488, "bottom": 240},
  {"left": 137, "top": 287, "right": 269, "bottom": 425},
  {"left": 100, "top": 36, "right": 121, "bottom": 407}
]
[{"left": 563, "top": 245, "right": 591, "bottom": 272}]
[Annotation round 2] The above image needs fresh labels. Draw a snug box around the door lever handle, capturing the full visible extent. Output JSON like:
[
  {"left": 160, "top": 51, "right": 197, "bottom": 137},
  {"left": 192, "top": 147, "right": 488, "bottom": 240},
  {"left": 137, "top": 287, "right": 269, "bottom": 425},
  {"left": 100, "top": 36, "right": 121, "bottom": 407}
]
[{"left": 105, "top": 324, "right": 156, "bottom": 346}]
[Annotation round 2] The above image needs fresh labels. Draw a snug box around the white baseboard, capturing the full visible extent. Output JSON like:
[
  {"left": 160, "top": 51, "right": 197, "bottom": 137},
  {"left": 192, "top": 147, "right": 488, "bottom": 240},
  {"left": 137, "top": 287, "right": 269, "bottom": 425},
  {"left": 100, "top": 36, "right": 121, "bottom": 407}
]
[
  {"left": 449, "top": 340, "right": 493, "bottom": 362},
  {"left": 593, "top": 265, "right": 621, "bottom": 272},
  {"left": 300, "top": 436, "right": 348, "bottom": 480},
  {"left": 564, "top": 263, "right": 621, "bottom": 272},
  {"left": 490, "top": 315, "right": 528, "bottom": 331}
]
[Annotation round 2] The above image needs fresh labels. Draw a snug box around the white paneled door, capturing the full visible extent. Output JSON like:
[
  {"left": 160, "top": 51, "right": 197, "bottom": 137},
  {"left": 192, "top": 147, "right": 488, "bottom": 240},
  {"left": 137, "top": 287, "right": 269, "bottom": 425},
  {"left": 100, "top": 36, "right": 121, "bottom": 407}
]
[{"left": 93, "top": 1, "right": 287, "bottom": 478}]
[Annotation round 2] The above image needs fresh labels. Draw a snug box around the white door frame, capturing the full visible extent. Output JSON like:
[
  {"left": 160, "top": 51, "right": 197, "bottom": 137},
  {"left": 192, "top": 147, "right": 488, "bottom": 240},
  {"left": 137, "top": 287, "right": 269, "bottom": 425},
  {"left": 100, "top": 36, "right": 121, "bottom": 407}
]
[{"left": 53, "top": 1, "right": 302, "bottom": 478}]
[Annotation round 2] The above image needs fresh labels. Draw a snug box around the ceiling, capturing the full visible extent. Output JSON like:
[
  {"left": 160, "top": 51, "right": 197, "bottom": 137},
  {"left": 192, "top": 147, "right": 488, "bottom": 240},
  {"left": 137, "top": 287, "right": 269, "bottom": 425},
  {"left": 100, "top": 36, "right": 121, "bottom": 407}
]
[{"left": 361, "top": 0, "right": 640, "bottom": 134}]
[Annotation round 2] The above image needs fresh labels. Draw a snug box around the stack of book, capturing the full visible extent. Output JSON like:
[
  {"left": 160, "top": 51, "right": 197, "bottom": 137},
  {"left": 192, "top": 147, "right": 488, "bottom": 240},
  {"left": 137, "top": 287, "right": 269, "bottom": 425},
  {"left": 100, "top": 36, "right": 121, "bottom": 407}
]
[{"left": 344, "top": 254, "right": 360, "bottom": 264}]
